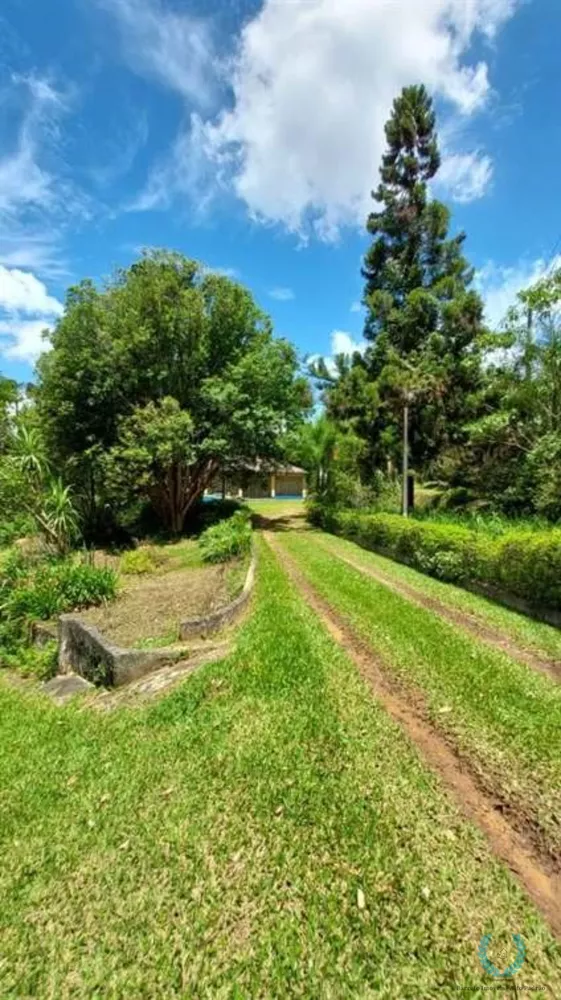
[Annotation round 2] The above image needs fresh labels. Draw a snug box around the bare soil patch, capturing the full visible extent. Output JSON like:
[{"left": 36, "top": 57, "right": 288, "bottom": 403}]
[
  {"left": 264, "top": 531, "right": 561, "bottom": 940},
  {"left": 318, "top": 538, "right": 561, "bottom": 684},
  {"left": 81, "top": 564, "right": 231, "bottom": 647}
]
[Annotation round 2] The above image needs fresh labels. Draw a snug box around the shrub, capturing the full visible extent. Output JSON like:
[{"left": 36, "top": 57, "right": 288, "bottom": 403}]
[
  {"left": 37, "top": 478, "right": 81, "bottom": 555},
  {"left": 120, "top": 548, "right": 157, "bottom": 575},
  {"left": 198, "top": 511, "right": 252, "bottom": 564},
  {"left": 0, "top": 513, "right": 35, "bottom": 547},
  {"left": 187, "top": 498, "right": 243, "bottom": 536},
  {"left": 310, "top": 507, "right": 561, "bottom": 612},
  {"left": 0, "top": 558, "right": 118, "bottom": 646},
  {"left": 0, "top": 641, "right": 58, "bottom": 680}
]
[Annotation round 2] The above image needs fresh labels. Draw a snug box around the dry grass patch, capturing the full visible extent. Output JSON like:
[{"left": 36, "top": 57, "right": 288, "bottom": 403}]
[
  {"left": 81, "top": 564, "right": 232, "bottom": 647},
  {"left": 84, "top": 540, "right": 247, "bottom": 648}
]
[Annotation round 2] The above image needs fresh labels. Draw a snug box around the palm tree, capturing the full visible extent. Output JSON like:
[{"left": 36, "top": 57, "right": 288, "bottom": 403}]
[{"left": 296, "top": 416, "right": 338, "bottom": 496}]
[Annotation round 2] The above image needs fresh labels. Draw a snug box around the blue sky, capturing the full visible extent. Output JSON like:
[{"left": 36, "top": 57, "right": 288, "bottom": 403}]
[{"left": 1, "top": 0, "right": 560, "bottom": 383}]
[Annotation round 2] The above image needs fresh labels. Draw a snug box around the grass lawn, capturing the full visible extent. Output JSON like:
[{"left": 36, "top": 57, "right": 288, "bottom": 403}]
[
  {"left": 1, "top": 539, "right": 559, "bottom": 996},
  {"left": 244, "top": 498, "right": 306, "bottom": 519},
  {"left": 317, "top": 530, "right": 561, "bottom": 664},
  {"left": 281, "top": 531, "right": 561, "bottom": 861}
]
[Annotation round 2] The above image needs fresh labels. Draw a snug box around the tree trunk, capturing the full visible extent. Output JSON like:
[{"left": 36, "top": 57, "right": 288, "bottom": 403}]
[{"left": 154, "top": 459, "right": 221, "bottom": 535}]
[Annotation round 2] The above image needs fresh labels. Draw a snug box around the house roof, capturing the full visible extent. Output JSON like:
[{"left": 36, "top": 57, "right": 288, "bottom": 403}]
[{"left": 241, "top": 461, "right": 306, "bottom": 475}]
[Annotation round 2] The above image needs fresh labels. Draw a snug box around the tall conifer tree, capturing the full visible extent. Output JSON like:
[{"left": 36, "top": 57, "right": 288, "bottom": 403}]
[{"left": 359, "top": 85, "right": 484, "bottom": 469}]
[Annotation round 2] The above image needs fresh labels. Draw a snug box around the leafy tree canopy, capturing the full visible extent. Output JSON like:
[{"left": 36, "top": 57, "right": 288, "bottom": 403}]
[
  {"left": 451, "top": 266, "right": 561, "bottom": 518},
  {"left": 37, "top": 251, "right": 311, "bottom": 533},
  {"left": 0, "top": 374, "right": 18, "bottom": 453}
]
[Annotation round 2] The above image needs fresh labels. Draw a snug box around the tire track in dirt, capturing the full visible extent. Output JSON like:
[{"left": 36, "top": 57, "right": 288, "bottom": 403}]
[
  {"left": 314, "top": 536, "right": 561, "bottom": 685},
  {"left": 263, "top": 531, "right": 561, "bottom": 941}
]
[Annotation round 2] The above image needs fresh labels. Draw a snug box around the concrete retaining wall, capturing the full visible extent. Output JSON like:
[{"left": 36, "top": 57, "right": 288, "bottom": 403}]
[
  {"left": 58, "top": 616, "right": 188, "bottom": 687},
  {"left": 179, "top": 549, "right": 256, "bottom": 639},
  {"left": 57, "top": 548, "right": 257, "bottom": 687}
]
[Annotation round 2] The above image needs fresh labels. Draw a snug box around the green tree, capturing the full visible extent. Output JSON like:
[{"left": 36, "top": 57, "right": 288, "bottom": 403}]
[
  {"left": 0, "top": 375, "right": 18, "bottom": 453},
  {"left": 102, "top": 398, "right": 196, "bottom": 536},
  {"left": 322, "top": 85, "right": 484, "bottom": 477},
  {"left": 458, "top": 267, "right": 561, "bottom": 517},
  {"left": 286, "top": 415, "right": 338, "bottom": 495},
  {"left": 37, "top": 251, "right": 310, "bottom": 534}
]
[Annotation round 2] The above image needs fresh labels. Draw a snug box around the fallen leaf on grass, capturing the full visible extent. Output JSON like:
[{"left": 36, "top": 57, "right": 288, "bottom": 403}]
[{"left": 357, "top": 888, "right": 366, "bottom": 910}]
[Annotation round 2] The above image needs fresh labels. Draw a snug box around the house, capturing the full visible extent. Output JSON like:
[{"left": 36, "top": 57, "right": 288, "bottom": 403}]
[{"left": 206, "top": 461, "right": 307, "bottom": 500}]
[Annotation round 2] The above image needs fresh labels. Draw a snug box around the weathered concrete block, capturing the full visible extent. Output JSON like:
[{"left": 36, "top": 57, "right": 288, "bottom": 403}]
[
  {"left": 58, "top": 616, "right": 186, "bottom": 687},
  {"left": 43, "top": 673, "right": 94, "bottom": 704}
]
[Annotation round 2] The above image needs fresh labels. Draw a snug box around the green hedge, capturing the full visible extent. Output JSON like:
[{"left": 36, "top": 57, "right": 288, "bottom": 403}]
[{"left": 308, "top": 504, "right": 561, "bottom": 613}]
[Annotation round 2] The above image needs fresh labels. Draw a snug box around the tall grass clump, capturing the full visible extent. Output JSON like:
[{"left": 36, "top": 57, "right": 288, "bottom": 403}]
[{"left": 198, "top": 510, "right": 252, "bottom": 564}]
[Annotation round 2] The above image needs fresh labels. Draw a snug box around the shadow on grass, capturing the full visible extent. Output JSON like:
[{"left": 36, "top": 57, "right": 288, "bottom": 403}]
[{"left": 251, "top": 511, "right": 310, "bottom": 533}]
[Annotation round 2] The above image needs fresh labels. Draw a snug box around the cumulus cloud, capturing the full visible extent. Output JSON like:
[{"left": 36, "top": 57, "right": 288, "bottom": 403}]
[
  {"left": 269, "top": 287, "right": 295, "bottom": 301},
  {"left": 332, "top": 330, "right": 366, "bottom": 358},
  {"left": 475, "top": 255, "right": 561, "bottom": 329},
  {"left": 192, "top": 0, "right": 518, "bottom": 237},
  {"left": 0, "top": 264, "right": 63, "bottom": 363},
  {"left": 0, "top": 265, "right": 64, "bottom": 317},
  {"left": 0, "top": 318, "right": 54, "bottom": 363}
]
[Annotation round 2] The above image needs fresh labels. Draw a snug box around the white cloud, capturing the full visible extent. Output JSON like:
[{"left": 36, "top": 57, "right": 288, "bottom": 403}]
[
  {"left": 96, "top": 0, "right": 217, "bottom": 106},
  {"left": 0, "top": 231, "right": 66, "bottom": 278},
  {"left": 127, "top": 113, "right": 216, "bottom": 213},
  {"left": 475, "top": 255, "right": 561, "bottom": 328},
  {"left": 200, "top": 264, "right": 240, "bottom": 279},
  {"left": 89, "top": 114, "right": 149, "bottom": 188},
  {"left": 320, "top": 329, "right": 367, "bottom": 376},
  {"left": 269, "top": 287, "right": 294, "bottom": 301},
  {"left": 0, "top": 74, "right": 83, "bottom": 281},
  {"left": 0, "top": 264, "right": 63, "bottom": 363},
  {"left": 332, "top": 330, "right": 366, "bottom": 357},
  {"left": 350, "top": 301, "right": 362, "bottom": 314},
  {"left": 193, "top": 0, "right": 518, "bottom": 237},
  {"left": 436, "top": 150, "right": 493, "bottom": 203},
  {"left": 0, "top": 73, "right": 63, "bottom": 218},
  {"left": 0, "top": 265, "right": 64, "bottom": 317},
  {"left": 0, "top": 318, "right": 54, "bottom": 363}
]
